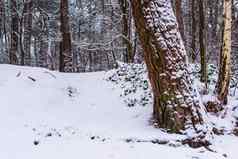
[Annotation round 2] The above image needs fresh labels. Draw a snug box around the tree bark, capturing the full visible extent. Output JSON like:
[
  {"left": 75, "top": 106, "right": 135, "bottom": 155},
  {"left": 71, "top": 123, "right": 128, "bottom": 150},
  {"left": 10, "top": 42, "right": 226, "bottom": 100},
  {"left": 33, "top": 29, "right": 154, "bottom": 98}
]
[
  {"left": 216, "top": 0, "right": 232, "bottom": 105},
  {"left": 0, "top": 0, "right": 4, "bottom": 38},
  {"left": 191, "top": 0, "right": 197, "bottom": 62},
  {"left": 59, "top": 0, "right": 73, "bottom": 72},
  {"left": 9, "top": 0, "right": 18, "bottom": 64},
  {"left": 175, "top": 0, "right": 185, "bottom": 41},
  {"left": 22, "top": 0, "right": 33, "bottom": 66},
  {"left": 119, "top": 0, "right": 134, "bottom": 63},
  {"left": 199, "top": 0, "right": 208, "bottom": 86},
  {"left": 131, "top": 0, "right": 204, "bottom": 133},
  {"left": 37, "top": 6, "right": 49, "bottom": 68},
  {"left": 0, "top": 0, "right": 5, "bottom": 52},
  {"left": 38, "top": 36, "right": 48, "bottom": 68}
]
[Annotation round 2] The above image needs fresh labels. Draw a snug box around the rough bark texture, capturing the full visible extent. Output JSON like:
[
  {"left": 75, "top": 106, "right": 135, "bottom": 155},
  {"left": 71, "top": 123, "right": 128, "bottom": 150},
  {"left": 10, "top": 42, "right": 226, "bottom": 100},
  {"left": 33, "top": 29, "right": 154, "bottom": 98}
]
[
  {"left": 216, "top": 0, "right": 232, "bottom": 105},
  {"left": 10, "top": 0, "right": 18, "bottom": 64},
  {"left": 59, "top": 0, "right": 73, "bottom": 72},
  {"left": 131, "top": 0, "right": 204, "bottom": 133}
]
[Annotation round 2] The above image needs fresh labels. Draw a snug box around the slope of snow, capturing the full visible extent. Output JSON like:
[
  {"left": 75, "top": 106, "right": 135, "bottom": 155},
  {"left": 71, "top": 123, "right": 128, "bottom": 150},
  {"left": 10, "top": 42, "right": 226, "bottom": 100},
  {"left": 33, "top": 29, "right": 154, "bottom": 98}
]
[{"left": 0, "top": 64, "right": 237, "bottom": 159}]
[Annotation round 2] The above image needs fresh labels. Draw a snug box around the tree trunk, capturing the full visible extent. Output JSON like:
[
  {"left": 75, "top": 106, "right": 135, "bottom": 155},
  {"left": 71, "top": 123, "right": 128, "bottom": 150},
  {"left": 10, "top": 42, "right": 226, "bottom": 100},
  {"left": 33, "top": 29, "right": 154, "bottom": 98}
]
[
  {"left": 0, "top": 0, "right": 4, "bottom": 38},
  {"left": 38, "top": 36, "right": 48, "bottom": 68},
  {"left": 9, "top": 0, "right": 18, "bottom": 64},
  {"left": 0, "top": 0, "right": 5, "bottom": 53},
  {"left": 119, "top": 0, "right": 134, "bottom": 63},
  {"left": 37, "top": 7, "right": 49, "bottom": 68},
  {"left": 191, "top": 0, "right": 197, "bottom": 62},
  {"left": 216, "top": 0, "right": 232, "bottom": 105},
  {"left": 175, "top": 0, "right": 185, "bottom": 41},
  {"left": 22, "top": 0, "right": 33, "bottom": 66},
  {"left": 59, "top": 0, "right": 73, "bottom": 72},
  {"left": 198, "top": 0, "right": 208, "bottom": 87},
  {"left": 131, "top": 0, "right": 204, "bottom": 133}
]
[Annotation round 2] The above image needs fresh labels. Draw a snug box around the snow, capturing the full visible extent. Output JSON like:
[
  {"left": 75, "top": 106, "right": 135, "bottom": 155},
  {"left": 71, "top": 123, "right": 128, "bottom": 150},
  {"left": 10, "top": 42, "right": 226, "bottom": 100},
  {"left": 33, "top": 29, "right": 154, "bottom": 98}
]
[
  {"left": 0, "top": 64, "right": 238, "bottom": 159},
  {"left": 234, "top": 108, "right": 238, "bottom": 119}
]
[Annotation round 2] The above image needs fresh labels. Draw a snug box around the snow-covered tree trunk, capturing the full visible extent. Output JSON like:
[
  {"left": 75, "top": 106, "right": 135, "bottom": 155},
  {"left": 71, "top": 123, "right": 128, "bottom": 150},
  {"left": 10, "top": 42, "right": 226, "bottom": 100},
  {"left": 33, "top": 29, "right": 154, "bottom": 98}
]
[
  {"left": 131, "top": 0, "right": 205, "bottom": 133},
  {"left": 216, "top": 0, "right": 232, "bottom": 105}
]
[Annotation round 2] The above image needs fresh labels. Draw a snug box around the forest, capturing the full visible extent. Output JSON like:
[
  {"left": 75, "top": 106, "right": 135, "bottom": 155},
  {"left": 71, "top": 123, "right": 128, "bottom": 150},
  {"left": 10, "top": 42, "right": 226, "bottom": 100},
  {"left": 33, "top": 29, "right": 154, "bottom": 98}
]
[{"left": 0, "top": 0, "right": 238, "bottom": 159}]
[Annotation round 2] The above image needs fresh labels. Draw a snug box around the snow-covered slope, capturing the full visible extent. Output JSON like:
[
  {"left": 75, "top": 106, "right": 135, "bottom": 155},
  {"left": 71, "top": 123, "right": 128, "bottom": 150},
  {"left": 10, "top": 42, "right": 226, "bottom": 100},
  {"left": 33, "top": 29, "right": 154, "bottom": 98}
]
[{"left": 0, "top": 64, "right": 237, "bottom": 159}]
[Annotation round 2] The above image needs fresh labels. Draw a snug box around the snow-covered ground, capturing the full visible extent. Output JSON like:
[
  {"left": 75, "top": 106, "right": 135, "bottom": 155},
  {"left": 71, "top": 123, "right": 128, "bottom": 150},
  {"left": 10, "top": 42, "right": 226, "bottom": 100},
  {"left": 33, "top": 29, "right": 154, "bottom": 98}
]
[{"left": 0, "top": 64, "right": 238, "bottom": 159}]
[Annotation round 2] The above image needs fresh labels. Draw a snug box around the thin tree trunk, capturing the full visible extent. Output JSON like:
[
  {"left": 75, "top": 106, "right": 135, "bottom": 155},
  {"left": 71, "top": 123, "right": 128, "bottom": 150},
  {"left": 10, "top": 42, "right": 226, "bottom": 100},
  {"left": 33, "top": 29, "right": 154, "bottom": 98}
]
[
  {"left": 199, "top": 0, "right": 208, "bottom": 87},
  {"left": 0, "top": 0, "right": 4, "bottom": 54},
  {"left": 59, "top": 0, "right": 73, "bottom": 72},
  {"left": 38, "top": 6, "right": 49, "bottom": 68},
  {"left": 119, "top": 0, "right": 134, "bottom": 63},
  {"left": 22, "top": 0, "right": 33, "bottom": 66},
  {"left": 216, "top": 0, "right": 232, "bottom": 105},
  {"left": 175, "top": 0, "right": 185, "bottom": 41},
  {"left": 9, "top": 0, "right": 18, "bottom": 64},
  {"left": 38, "top": 36, "right": 48, "bottom": 68},
  {"left": 0, "top": 0, "right": 4, "bottom": 38},
  {"left": 191, "top": 0, "right": 197, "bottom": 62}
]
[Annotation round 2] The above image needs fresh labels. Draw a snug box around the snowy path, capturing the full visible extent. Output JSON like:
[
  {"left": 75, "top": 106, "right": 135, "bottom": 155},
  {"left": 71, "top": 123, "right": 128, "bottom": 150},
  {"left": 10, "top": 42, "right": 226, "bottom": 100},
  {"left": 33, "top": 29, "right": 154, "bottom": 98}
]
[{"left": 0, "top": 64, "right": 237, "bottom": 159}]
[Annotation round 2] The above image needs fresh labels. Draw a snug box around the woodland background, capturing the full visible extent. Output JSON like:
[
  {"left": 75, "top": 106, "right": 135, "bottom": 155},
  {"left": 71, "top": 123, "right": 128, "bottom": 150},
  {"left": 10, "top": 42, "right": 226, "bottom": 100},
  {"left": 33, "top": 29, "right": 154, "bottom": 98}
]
[{"left": 0, "top": 0, "right": 237, "bottom": 74}]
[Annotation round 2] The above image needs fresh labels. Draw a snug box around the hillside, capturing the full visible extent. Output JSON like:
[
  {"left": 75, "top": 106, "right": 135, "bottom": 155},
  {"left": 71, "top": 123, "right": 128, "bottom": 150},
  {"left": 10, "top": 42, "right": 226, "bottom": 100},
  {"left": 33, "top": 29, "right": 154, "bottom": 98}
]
[{"left": 0, "top": 64, "right": 238, "bottom": 159}]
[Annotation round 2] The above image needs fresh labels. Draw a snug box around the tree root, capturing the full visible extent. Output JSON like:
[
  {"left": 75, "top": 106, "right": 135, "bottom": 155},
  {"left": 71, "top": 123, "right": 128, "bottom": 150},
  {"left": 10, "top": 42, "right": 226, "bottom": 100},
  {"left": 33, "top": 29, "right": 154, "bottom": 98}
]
[
  {"left": 205, "top": 101, "right": 223, "bottom": 113},
  {"left": 182, "top": 136, "right": 211, "bottom": 149}
]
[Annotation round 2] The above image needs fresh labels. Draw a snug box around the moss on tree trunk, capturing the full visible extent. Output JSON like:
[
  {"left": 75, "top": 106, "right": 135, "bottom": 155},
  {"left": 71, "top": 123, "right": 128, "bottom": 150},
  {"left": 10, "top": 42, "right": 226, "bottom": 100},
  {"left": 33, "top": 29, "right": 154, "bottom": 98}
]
[{"left": 131, "top": 0, "right": 205, "bottom": 133}]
